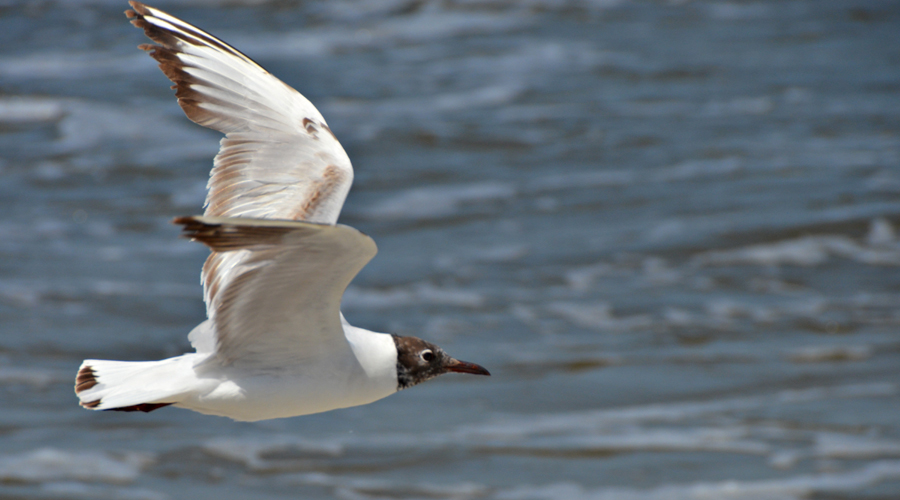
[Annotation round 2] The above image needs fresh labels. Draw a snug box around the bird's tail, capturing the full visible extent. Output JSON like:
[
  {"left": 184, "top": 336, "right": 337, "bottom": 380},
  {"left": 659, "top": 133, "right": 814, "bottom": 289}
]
[{"left": 74, "top": 356, "right": 195, "bottom": 413}]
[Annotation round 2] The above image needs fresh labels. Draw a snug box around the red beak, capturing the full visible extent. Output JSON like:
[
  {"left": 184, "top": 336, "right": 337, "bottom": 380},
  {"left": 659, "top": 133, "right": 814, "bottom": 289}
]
[{"left": 446, "top": 358, "right": 491, "bottom": 376}]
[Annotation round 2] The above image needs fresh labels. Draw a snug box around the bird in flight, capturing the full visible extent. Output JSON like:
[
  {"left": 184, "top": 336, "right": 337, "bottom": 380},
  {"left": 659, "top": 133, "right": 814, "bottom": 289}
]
[{"left": 74, "top": 1, "right": 489, "bottom": 422}]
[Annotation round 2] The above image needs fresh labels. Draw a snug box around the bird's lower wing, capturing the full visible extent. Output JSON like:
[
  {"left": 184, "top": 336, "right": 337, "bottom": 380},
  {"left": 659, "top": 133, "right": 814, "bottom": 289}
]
[{"left": 176, "top": 216, "right": 377, "bottom": 367}]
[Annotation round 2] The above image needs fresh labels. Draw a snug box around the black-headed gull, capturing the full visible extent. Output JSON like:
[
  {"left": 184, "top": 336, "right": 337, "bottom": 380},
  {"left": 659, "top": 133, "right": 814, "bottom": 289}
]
[{"left": 74, "top": 1, "right": 489, "bottom": 422}]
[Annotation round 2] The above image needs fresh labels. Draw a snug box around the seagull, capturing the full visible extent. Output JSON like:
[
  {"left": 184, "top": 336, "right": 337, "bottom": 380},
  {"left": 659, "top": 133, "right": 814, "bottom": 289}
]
[{"left": 74, "top": 1, "right": 489, "bottom": 422}]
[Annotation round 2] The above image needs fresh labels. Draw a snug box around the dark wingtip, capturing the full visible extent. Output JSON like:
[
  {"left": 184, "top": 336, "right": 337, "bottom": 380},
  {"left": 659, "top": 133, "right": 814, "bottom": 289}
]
[
  {"left": 75, "top": 364, "right": 98, "bottom": 394},
  {"left": 172, "top": 216, "right": 227, "bottom": 246},
  {"left": 127, "top": 1, "right": 147, "bottom": 16},
  {"left": 172, "top": 216, "right": 212, "bottom": 241},
  {"left": 125, "top": 1, "right": 144, "bottom": 20},
  {"left": 172, "top": 215, "right": 198, "bottom": 226},
  {"left": 81, "top": 399, "right": 102, "bottom": 409},
  {"left": 76, "top": 364, "right": 103, "bottom": 409}
]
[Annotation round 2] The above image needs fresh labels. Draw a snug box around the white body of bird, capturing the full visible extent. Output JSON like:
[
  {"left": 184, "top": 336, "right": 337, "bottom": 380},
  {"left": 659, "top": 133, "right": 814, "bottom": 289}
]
[
  {"left": 74, "top": 2, "right": 489, "bottom": 422},
  {"left": 79, "top": 319, "right": 398, "bottom": 422}
]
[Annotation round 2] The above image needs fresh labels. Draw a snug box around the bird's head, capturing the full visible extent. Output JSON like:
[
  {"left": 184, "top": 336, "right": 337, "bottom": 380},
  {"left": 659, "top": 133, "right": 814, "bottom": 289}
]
[{"left": 392, "top": 335, "right": 490, "bottom": 390}]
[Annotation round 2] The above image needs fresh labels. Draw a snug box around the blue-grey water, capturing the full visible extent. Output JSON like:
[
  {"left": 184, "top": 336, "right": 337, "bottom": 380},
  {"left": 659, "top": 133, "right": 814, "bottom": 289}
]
[{"left": 2, "top": 0, "right": 900, "bottom": 498}]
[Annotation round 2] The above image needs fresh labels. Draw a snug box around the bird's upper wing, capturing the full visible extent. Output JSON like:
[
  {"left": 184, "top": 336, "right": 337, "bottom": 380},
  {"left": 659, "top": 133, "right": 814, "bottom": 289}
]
[
  {"left": 175, "top": 216, "right": 377, "bottom": 367},
  {"left": 127, "top": 1, "right": 352, "bottom": 224}
]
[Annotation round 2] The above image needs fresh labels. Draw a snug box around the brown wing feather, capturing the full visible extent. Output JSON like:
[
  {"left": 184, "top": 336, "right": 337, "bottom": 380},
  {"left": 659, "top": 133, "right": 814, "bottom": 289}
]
[{"left": 126, "top": 2, "right": 354, "bottom": 223}]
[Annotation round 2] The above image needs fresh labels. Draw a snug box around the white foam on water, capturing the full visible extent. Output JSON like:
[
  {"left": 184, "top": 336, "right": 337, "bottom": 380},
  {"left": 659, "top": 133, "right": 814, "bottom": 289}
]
[
  {"left": 468, "top": 417, "right": 900, "bottom": 472},
  {"left": 526, "top": 158, "right": 743, "bottom": 197},
  {"left": 814, "top": 433, "right": 900, "bottom": 459},
  {"left": 421, "top": 315, "right": 474, "bottom": 341},
  {"left": 695, "top": 237, "right": 833, "bottom": 267},
  {"left": 866, "top": 217, "right": 897, "bottom": 246},
  {"left": 775, "top": 382, "right": 897, "bottom": 403},
  {"left": 307, "top": 38, "right": 633, "bottom": 141},
  {"left": 373, "top": 10, "right": 530, "bottom": 42},
  {"left": 545, "top": 301, "right": 653, "bottom": 331},
  {"left": 768, "top": 449, "right": 804, "bottom": 470},
  {"left": 0, "top": 97, "right": 65, "bottom": 123},
  {"left": 866, "top": 170, "right": 900, "bottom": 193},
  {"left": 280, "top": 472, "right": 488, "bottom": 499},
  {"left": 701, "top": 96, "right": 774, "bottom": 117},
  {"left": 662, "top": 306, "right": 695, "bottom": 326},
  {"left": 644, "top": 218, "right": 692, "bottom": 244},
  {"left": 201, "top": 436, "right": 343, "bottom": 471},
  {"left": 495, "top": 102, "right": 592, "bottom": 125},
  {"left": 445, "top": 40, "right": 630, "bottom": 88},
  {"left": 0, "top": 366, "right": 57, "bottom": 387},
  {"left": 787, "top": 345, "right": 872, "bottom": 363},
  {"left": 530, "top": 284, "right": 859, "bottom": 335},
  {"left": 609, "top": 98, "right": 696, "bottom": 118},
  {"left": 639, "top": 257, "right": 684, "bottom": 286},
  {"left": 169, "top": 180, "right": 208, "bottom": 209},
  {"left": 202, "top": 432, "right": 465, "bottom": 475},
  {"left": 325, "top": 81, "right": 524, "bottom": 141},
  {"left": 450, "top": 0, "right": 625, "bottom": 12},
  {"left": 0, "top": 277, "right": 198, "bottom": 310},
  {"left": 555, "top": 248, "right": 899, "bottom": 331},
  {"left": 87, "top": 280, "right": 197, "bottom": 299},
  {"left": 704, "top": 298, "right": 778, "bottom": 323},
  {"left": 652, "top": 157, "right": 744, "bottom": 182},
  {"left": 481, "top": 427, "right": 771, "bottom": 455},
  {"left": 1, "top": 214, "right": 112, "bottom": 243},
  {"left": 343, "top": 282, "right": 485, "bottom": 310},
  {"left": 0, "top": 96, "right": 211, "bottom": 167},
  {"left": 55, "top": 0, "right": 270, "bottom": 6},
  {"left": 0, "top": 53, "right": 145, "bottom": 80},
  {"left": 58, "top": 101, "right": 155, "bottom": 156},
  {"left": 56, "top": 100, "right": 213, "bottom": 164},
  {"left": 848, "top": 291, "right": 900, "bottom": 313},
  {"left": 0, "top": 448, "right": 153, "bottom": 484},
  {"left": 707, "top": 2, "right": 770, "bottom": 20},
  {"left": 433, "top": 244, "right": 528, "bottom": 274},
  {"left": 692, "top": 231, "right": 900, "bottom": 268},
  {"left": 39, "top": 482, "right": 169, "bottom": 500},
  {"left": 363, "top": 182, "right": 515, "bottom": 220},
  {"left": 494, "top": 460, "right": 900, "bottom": 500},
  {"left": 610, "top": 94, "right": 777, "bottom": 120},
  {"left": 304, "top": 0, "right": 426, "bottom": 23},
  {"left": 509, "top": 303, "right": 540, "bottom": 325},
  {"left": 527, "top": 169, "right": 637, "bottom": 192},
  {"left": 223, "top": 30, "right": 338, "bottom": 60},
  {"left": 432, "top": 84, "right": 525, "bottom": 113},
  {"left": 790, "top": 142, "right": 898, "bottom": 170},
  {"left": 771, "top": 297, "right": 829, "bottom": 318},
  {"left": 232, "top": 9, "right": 529, "bottom": 60},
  {"left": 0, "top": 281, "right": 41, "bottom": 308},
  {"left": 564, "top": 263, "right": 616, "bottom": 292},
  {"left": 458, "top": 382, "right": 899, "bottom": 439},
  {"left": 463, "top": 244, "right": 529, "bottom": 263}
]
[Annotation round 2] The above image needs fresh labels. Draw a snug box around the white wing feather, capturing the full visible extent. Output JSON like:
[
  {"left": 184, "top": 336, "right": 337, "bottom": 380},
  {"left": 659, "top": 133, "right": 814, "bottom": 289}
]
[
  {"left": 127, "top": 1, "right": 352, "bottom": 224},
  {"left": 176, "top": 216, "right": 377, "bottom": 367},
  {"left": 128, "top": 1, "right": 369, "bottom": 365}
]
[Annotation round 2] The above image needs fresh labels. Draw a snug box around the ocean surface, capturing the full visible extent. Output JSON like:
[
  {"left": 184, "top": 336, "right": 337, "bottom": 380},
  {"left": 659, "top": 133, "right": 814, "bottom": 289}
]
[{"left": 2, "top": 0, "right": 899, "bottom": 498}]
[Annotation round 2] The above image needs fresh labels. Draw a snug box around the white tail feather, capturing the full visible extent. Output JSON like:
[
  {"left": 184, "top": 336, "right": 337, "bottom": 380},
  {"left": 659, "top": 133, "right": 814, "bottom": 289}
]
[{"left": 75, "top": 355, "right": 199, "bottom": 411}]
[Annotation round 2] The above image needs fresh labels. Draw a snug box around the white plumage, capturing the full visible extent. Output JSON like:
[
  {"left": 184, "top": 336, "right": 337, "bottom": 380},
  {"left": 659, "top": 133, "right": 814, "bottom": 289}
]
[{"left": 74, "top": 2, "right": 488, "bottom": 422}]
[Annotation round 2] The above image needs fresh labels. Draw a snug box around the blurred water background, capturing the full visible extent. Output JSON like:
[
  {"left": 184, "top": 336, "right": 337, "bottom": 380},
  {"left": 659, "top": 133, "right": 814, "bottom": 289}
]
[{"left": 1, "top": 0, "right": 900, "bottom": 498}]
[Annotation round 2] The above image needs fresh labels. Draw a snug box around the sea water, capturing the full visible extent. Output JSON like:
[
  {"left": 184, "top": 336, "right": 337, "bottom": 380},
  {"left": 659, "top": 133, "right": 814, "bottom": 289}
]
[{"left": 1, "top": 0, "right": 899, "bottom": 498}]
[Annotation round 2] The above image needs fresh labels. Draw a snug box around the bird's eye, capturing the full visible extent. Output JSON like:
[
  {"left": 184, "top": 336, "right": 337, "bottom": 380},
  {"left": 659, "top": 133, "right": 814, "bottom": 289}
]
[{"left": 421, "top": 349, "right": 435, "bottom": 362}]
